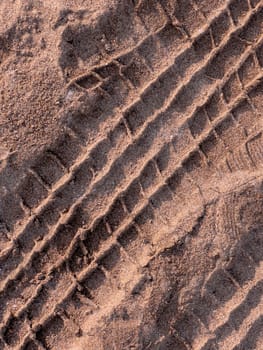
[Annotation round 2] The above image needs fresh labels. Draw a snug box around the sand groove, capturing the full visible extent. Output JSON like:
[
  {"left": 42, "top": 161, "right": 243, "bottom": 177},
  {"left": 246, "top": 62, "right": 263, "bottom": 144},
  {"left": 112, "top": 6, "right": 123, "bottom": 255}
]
[
  {"left": 0, "top": 0, "right": 236, "bottom": 252},
  {"left": 0, "top": 0, "right": 236, "bottom": 265},
  {"left": 0, "top": 0, "right": 262, "bottom": 349},
  {"left": 1, "top": 41, "right": 262, "bottom": 337},
  {"left": 1, "top": 0, "right": 262, "bottom": 286}
]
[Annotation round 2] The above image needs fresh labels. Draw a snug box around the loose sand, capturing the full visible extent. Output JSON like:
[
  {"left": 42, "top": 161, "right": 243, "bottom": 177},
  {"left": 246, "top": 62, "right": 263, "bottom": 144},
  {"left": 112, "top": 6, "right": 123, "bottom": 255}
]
[{"left": 0, "top": 1, "right": 262, "bottom": 349}]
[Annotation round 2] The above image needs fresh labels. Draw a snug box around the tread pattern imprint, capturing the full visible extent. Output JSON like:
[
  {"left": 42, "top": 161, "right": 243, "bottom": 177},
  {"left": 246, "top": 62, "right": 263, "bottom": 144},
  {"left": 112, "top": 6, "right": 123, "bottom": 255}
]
[{"left": 0, "top": 0, "right": 263, "bottom": 349}]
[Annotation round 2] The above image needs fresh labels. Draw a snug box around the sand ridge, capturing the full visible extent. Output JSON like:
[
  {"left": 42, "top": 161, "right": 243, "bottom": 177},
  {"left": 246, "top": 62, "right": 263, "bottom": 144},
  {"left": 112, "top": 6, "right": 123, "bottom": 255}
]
[{"left": 0, "top": 0, "right": 262, "bottom": 349}]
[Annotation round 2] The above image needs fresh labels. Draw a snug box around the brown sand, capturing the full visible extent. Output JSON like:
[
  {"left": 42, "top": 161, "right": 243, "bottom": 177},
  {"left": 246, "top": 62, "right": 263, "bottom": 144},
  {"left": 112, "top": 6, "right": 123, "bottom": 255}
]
[{"left": 0, "top": 0, "right": 262, "bottom": 349}]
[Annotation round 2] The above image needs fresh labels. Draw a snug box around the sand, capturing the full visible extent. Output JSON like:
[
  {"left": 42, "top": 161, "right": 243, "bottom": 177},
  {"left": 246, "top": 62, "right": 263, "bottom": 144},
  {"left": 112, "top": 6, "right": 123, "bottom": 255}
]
[{"left": 0, "top": 0, "right": 262, "bottom": 349}]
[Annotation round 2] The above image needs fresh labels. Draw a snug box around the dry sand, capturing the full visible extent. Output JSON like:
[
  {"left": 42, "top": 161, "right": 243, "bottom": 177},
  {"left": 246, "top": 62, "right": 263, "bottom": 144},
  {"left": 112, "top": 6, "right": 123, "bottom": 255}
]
[{"left": 0, "top": 0, "right": 262, "bottom": 349}]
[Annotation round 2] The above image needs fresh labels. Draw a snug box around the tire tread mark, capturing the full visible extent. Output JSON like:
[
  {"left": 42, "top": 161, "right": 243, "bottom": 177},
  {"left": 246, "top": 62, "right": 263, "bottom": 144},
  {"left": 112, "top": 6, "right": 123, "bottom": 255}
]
[
  {"left": 3, "top": 94, "right": 262, "bottom": 346},
  {"left": 0, "top": 0, "right": 258, "bottom": 256},
  {"left": 246, "top": 131, "right": 263, "bottom": 164},
  {"left": 0, "top": 0, "right": 250, "bottom": 266},
  {"left": 194, "top": 245, "right": 263, "bottom": 349},
  {"left": 199, "top": 278, "right": 263, "bottom": 349},
  {"left": 0, "top": 0, "right": 237, "bottom": 260},
  {"left": 2, "top": 3, "right": 263, "bottom": 344},
  {"left": 0, "top": 28, "right": 263, "bottom": 332},
  {"left": 0, "top": 56, "right": 262, "bottom": 298},
  {"left": 231, "top": 314, "right": 263, "bottom": 350}
]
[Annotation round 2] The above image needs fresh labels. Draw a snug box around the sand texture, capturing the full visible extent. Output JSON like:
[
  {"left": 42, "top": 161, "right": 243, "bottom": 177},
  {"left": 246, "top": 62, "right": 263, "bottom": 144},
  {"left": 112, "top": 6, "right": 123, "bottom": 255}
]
[{"left": 0, "top": 0, "right": 262, "bottom": 349}]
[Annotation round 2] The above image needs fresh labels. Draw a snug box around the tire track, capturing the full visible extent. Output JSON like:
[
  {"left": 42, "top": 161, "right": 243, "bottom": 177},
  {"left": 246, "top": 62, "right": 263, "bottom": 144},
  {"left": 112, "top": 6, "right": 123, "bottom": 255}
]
[
  {"left": 2, "top": 81, "right": 263, "bottom": 348},
  {"left": 1, "top": 7, "right": 262, "bottom": 318},
  {"left": 167, "top": 190, "right": 263, "bottom": 349},
  {"left": 1, "top": 8, "right": 262, "bottom": 326},
  {"left": 198, "top": 263, "right": 263, "bottom": 349},
  {"left": 19, "top": 174, "right": 263, "bottom": 350},
  {"left": 0, "top": 0, "right": 212, "bottom": 234},
  {"left": 232, "top": 315, "right": 263, "bottom": 350},
  {"left": 215, "top": 286, "right": 263, "bottom": 350},
  {"left": 0, "top": 0, "right": 250, "bottom": 242},
  {"left": 0, "top": 0, "right": 237, "bottom": 273},
  {"left": 4, "top": 0, "right": 261, "bottom": 348},
  {"left": 14, "top": 177, "right": 263, "bottom": 348}
]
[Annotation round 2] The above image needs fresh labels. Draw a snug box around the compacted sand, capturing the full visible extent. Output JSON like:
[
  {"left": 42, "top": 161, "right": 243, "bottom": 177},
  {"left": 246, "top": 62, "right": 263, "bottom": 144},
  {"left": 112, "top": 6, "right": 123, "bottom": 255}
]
[{"left": 0, "top": 0, "right": 262, "bottom": 349}]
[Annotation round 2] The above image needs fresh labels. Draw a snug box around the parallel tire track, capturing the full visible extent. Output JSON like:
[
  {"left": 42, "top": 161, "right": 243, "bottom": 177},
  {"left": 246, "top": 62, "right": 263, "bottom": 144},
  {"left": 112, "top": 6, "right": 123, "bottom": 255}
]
[
  {"left": 0, "top": 0, "right": 236, "bottom": 277},
  {"left": 1, "top": 21, "right": 262, "bottom": 330},
  {"left": 1, "top": 0, "right": 262, "bottom": 292},
  {"left": 0, "top": 0, "right": 241, "bottom": 265},
  {"left": 1, "top": 0, "right": 263, "bottom": 349},
  {"left": 2, "top": 80, "right": 263, "bottom": 350},
  {"left": 2, "top": 37, "right": 263, "bottom": 348}
]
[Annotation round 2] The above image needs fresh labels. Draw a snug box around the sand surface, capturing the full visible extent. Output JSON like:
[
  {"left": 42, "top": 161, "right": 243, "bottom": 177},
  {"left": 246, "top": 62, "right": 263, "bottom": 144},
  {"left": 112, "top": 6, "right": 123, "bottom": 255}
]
[{"left": 0, "top": 0, "right": 262, "bottom": 349}]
